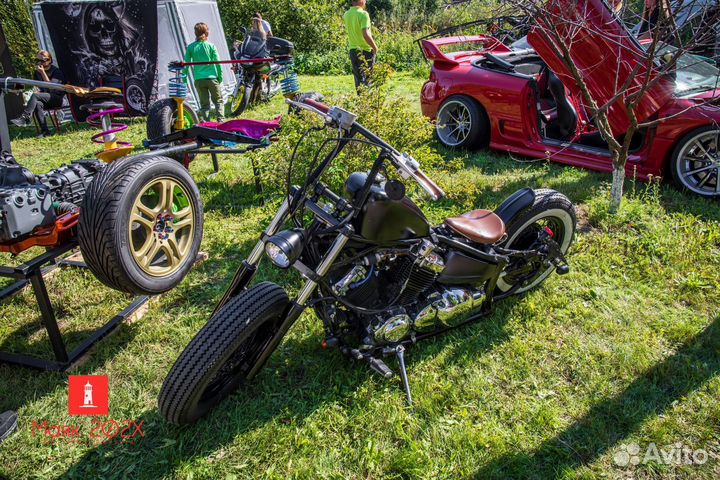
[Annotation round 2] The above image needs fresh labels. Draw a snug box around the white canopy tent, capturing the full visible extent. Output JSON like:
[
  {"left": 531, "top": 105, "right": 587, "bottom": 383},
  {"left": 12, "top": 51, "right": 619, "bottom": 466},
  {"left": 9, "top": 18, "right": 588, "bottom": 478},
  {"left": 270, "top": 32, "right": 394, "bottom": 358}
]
[{"left": 32, "top": 0, "right": 237, "bottom": 111}]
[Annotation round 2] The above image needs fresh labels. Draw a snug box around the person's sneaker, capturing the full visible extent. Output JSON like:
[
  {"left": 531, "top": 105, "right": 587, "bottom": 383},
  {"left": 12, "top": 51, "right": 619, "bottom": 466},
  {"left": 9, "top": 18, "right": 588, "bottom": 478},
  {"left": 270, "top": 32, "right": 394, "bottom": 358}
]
[
  {"left": 10, "top": 115, "right": 31, "bottom": 127},
  {"left": 0, "top": 411, "right": 18, "bottom": 444},
  {"left": 38, "top": 130, "right": 52, "bottom": 138}
]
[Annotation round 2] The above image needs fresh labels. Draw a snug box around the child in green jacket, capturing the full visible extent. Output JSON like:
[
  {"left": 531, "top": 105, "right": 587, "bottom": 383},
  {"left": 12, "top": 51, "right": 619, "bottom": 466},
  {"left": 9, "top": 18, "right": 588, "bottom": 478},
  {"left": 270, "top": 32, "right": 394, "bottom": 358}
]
[{"left": 184, "top": 23, "right": 224, "bottom": 121}]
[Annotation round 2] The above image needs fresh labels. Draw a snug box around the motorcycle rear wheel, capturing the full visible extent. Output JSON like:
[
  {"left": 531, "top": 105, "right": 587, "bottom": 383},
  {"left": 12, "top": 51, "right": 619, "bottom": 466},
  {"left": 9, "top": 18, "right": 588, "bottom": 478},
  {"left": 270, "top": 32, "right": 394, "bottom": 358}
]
[
  {"left": 495, "top": 189, "right": 576, "bottom": 294},
  {"left": 158, "top": 282, "right": 289, "bottom": 425}
]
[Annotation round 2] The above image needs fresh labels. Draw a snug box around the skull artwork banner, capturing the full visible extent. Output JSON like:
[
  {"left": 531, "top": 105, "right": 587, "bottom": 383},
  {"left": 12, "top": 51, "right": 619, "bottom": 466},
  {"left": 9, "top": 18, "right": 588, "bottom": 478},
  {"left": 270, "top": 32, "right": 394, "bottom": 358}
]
[{"left": 41, "top": 0, "right": 158, "bottom": 115}]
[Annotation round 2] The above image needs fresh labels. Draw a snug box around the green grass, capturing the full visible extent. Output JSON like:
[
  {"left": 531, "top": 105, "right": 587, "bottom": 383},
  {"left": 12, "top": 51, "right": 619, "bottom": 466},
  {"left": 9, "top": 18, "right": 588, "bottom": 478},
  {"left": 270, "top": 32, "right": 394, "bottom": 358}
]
[{"left": 1, "top": 74, "right": 719, "bottom": 479}]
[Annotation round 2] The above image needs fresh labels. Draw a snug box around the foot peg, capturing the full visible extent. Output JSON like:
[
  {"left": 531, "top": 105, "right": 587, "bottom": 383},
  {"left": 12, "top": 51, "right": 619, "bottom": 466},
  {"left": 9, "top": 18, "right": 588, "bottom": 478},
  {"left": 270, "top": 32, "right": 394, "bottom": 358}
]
[
  {"left": 368, "top": 357, "right": 393, "bottom": 378},
  {"left": 344, "top": 348, "right": 394, "bottom": 378},
  {"left": 556, "top": 264, "right": 570, "bottom": 275},
  {"left": 344, "top": 345, "right": 414, "bottom": 406}
]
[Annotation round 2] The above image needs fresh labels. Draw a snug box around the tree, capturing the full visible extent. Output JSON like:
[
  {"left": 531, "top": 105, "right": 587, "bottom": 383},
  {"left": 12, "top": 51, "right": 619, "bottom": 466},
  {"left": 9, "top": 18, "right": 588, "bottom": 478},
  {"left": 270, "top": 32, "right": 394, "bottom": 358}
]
[{"left": 507, "top": 0, "right": 720, "bottom": 211}]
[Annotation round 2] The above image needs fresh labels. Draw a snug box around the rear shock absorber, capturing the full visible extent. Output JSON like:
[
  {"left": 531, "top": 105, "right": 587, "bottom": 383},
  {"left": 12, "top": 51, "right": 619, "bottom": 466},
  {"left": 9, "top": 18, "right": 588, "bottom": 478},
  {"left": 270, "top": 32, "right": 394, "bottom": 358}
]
[
  {"left": 278, "top": 60, "right": 301, "bottom": 98},
  {"left": 85, "top": 103, "right": 134, "bottom": 162},
  {"left": 169, "top": 64, "right": 189, "bottom": 129},
  {"left": 168, "top": 65, "right": 189, "bottom": 99}
]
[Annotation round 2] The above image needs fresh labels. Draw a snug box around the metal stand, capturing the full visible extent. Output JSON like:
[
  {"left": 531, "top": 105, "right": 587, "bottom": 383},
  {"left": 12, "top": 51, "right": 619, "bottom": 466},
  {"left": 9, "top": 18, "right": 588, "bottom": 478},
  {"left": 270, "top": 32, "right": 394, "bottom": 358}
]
[
  {"left": 0, "top": 90, "right": 12, "bottom": 154},
  {"left": 395, "top": 345, "right": 413, "bottom": 406},
  {"left": 0, "top": 241, "right": 149, "bottom": 371},
  {"left": 200, "top": 147, "right": 264, "bottom": 196}
]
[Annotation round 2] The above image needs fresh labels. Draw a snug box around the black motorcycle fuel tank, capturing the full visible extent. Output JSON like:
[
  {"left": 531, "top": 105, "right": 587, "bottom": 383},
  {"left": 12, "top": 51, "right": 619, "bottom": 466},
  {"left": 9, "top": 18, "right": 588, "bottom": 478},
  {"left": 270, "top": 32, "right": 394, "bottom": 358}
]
[{"left": 345, "top": 172, "right": 430, "bottom": 245}]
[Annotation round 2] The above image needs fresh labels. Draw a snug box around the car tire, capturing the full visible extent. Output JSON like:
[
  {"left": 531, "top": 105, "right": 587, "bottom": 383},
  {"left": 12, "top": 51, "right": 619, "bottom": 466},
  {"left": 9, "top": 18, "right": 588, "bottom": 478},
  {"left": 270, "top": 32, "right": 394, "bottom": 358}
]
[
  {"left": 146, "top": 98, "right": 199, "bottom": 163},
  {"left": 124, "top": 78, "right": 148, "bottom": 115},
  {"left": 78, "top": 155, "right": 203, "bottom": 295},
  {"left": 670, "top": 125, "right": 720, "bottom": 198},
  {"left": 435, "top": 95, "right": 488, "bottom": 149}
]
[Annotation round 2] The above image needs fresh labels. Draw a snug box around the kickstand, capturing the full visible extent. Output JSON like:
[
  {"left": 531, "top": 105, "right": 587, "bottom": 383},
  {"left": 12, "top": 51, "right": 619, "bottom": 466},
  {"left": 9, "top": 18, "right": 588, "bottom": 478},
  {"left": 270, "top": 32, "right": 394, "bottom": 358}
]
[{"left": 395, "top": 345, "right": 412, "bottom": 406}]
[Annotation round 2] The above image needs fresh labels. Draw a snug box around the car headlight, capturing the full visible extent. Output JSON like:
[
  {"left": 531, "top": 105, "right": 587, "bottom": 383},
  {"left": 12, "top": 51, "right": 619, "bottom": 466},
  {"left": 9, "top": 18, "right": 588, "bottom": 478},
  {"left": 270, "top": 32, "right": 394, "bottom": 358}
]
[{"left": 264, "top": 229, "right": 304, "bottom": 268}]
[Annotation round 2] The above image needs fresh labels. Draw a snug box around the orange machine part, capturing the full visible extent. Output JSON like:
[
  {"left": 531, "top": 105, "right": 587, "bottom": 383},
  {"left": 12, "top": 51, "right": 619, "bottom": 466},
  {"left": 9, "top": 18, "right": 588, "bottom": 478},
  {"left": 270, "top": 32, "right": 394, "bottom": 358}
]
[{"left": 0, "top": 210, "right": 80, "bottom": 255}]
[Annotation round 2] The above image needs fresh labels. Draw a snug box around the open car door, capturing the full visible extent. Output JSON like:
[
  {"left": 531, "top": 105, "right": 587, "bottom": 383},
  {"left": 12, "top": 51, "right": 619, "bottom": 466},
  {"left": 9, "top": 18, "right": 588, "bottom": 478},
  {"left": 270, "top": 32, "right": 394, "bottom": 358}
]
[{"left": 527, "top": 0, "right": 675, "bottom": 136}]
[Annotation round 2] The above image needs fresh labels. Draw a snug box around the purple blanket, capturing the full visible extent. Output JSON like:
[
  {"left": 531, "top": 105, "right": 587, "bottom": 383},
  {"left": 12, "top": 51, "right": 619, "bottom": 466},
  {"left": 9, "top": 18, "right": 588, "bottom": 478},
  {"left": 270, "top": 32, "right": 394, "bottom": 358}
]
[{"left": 197, "top": 116, "right": 282, "bottom": 140}]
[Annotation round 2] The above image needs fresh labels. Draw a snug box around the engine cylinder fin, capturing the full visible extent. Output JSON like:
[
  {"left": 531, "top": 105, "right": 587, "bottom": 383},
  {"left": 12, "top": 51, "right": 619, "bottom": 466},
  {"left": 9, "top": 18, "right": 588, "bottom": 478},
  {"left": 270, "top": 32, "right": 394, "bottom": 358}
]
[{"left": 394, "top": 259, "right": 437, "bottom": 306}]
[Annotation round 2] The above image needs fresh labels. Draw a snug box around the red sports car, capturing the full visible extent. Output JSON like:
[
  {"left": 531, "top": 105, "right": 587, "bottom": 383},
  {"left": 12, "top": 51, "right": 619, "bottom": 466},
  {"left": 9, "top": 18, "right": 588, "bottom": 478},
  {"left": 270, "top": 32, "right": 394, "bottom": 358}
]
[{"left": 420, "top": 0, "right": 720, "bottom": 198}]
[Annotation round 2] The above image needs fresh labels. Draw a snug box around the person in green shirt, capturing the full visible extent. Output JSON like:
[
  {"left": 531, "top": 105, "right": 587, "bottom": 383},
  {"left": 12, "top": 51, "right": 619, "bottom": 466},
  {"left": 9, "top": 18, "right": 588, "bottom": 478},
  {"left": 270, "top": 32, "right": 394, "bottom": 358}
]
[
  {"left": 184, "top": 22, "right": 224, "bottom": 121},
  {"left": 343, "top": 0, "right": 378, "bottom": 91}
]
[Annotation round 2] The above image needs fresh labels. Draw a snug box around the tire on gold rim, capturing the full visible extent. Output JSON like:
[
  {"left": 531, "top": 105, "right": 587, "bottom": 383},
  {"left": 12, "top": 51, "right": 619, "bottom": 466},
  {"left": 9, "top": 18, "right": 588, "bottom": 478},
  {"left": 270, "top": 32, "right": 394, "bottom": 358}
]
[
  {"left": 129, "top": 177, "right": 196, "bottom": 277},
  {"left": 79, "top": 155, "right": 203, "bottom": 295}
]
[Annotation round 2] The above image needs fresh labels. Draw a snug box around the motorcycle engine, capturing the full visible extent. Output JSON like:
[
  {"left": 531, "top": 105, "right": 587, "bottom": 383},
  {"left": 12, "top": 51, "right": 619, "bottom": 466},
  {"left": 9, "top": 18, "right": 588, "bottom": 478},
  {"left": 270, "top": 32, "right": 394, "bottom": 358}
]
[
  {"left": 0, "top": 152, "right": 103, "bottom": 243},
  {"left": 330, "top": 240, "right": 485, "bottom": 346}
]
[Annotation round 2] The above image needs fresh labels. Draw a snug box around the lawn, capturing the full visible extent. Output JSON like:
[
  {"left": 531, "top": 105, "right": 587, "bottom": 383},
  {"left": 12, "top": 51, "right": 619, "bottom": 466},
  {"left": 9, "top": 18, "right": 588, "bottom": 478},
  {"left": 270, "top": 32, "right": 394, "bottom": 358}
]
[{"left": 1, "top": 73, "right": 719, "bottom": 479}]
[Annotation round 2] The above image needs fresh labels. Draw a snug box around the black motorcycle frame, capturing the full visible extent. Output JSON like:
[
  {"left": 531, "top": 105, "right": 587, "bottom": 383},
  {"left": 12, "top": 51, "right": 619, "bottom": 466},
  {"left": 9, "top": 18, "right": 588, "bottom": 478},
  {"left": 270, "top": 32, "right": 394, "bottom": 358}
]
[{"left": 209, "top": 100, "right": 567, "bottom": 393}]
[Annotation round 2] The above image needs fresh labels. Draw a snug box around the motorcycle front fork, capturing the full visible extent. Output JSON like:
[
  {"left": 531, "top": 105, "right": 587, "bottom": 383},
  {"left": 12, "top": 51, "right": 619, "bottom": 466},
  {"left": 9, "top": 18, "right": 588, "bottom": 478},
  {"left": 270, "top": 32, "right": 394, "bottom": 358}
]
[
  {"left": 212, "top": 199, "right": 417, "bottom": 401},
  {"left": 213, "top": 197, "right": 354, "bottom": 380}
]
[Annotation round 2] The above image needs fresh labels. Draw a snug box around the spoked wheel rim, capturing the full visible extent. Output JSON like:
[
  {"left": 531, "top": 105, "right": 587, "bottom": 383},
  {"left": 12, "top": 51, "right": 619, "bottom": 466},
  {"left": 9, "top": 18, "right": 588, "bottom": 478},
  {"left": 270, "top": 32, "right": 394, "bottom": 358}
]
[
  {"left": 198, "top": 324, "right": 276, "bottom": 406},
  {"left": 496, "top": 208, "right": 574, "bottom": 293},
  {"left": 126, "top": 85, "right": 146, "bottom": 112},
  {"left": 437, "top": 100, "right": 473, "bottom": 147},
  {"left": 129, "top": 177, "right": 195, "bottom": 277},
  {"left": 676, "top": 129, "right": 720, "bottom": 196}
]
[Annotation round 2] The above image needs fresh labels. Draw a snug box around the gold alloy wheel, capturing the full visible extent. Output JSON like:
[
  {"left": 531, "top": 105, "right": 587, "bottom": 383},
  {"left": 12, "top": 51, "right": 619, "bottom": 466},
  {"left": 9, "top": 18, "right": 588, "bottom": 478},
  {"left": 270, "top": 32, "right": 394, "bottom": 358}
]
[{"left": 129, "top": 177, "right": 195, "bottom": 277}]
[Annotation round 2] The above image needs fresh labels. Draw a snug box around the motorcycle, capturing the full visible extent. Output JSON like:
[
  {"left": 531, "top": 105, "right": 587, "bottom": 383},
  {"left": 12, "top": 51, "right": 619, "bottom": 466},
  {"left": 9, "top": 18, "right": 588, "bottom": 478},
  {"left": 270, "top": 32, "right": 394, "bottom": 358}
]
[
  {"left": 229, "top": 29, "right": 292, "bottom": 116},
  {"left": 158, "top": 98, "right": 577, "bottom": 425}
]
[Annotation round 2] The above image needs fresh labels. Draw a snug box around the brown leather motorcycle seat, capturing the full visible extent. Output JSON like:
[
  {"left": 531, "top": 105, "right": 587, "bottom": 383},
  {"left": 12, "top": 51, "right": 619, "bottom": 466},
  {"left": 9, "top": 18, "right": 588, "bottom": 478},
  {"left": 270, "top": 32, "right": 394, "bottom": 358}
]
[{"left": 445, "top": 209, "right": 505, "bottom": 245}]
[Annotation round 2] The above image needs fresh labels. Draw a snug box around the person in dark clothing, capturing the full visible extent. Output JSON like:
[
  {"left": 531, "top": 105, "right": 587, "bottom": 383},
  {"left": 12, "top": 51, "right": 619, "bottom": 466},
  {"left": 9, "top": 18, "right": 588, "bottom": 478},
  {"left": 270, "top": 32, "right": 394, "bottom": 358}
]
[{"left": 11, "top": 50, "right": 66, "bottom": 137}]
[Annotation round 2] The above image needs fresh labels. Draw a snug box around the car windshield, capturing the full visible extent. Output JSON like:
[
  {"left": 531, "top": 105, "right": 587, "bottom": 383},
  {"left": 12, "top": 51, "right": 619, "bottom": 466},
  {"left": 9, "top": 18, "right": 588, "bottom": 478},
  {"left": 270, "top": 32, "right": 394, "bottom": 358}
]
[{"left": 657, "top": 45, "right": 720, "bottom": 95}]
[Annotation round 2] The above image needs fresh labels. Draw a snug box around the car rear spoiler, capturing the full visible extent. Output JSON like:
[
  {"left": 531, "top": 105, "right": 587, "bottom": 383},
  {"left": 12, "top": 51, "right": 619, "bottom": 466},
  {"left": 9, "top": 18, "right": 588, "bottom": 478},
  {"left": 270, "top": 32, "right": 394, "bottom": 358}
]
[
  {"left": 416, "top": 16, "right": 528, "bottom": 65},
  {"left": 419, "top": 35, "right": 511, "bottom": 66}
]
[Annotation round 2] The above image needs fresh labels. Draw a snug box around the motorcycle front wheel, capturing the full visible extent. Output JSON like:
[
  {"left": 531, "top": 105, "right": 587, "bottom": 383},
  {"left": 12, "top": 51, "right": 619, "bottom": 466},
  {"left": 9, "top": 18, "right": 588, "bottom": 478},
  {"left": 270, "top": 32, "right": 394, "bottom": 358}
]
[
  {"left": 229, "top": 83, "right": 252, "bottom": 116},
  {"left": 158, "top": 282, "right": 289, "bottom": 425},
  {"left": 495, "top": 188, "right": 576, "bottom": 295}
]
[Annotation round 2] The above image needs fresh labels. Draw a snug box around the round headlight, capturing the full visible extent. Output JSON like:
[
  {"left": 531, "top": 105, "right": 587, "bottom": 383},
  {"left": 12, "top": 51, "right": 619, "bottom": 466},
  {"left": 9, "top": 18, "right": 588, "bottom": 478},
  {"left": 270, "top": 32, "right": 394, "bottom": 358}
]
[
  {"left": 264, "top": 229, "right": 304, "bottom": 269},
  {"left": 265, "top": 241, "right": 291, "bottom": 268}
]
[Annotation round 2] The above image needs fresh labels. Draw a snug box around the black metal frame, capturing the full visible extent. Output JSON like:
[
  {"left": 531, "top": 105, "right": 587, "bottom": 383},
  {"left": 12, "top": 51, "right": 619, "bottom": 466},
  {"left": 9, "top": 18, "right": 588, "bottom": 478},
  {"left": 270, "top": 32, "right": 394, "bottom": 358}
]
[
  {"left": 144, "top": 125, "right": 272, "bottom": 193},
  {"left": 0, "top": 241, "right": 149, "bottom": 371}
]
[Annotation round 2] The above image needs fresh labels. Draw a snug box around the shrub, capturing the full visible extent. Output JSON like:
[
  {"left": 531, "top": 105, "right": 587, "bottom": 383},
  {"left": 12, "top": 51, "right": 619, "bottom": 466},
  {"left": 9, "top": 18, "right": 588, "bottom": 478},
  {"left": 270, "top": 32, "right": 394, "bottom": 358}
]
[
  {"left": 255, "top": 64, "right": 458, "bottom": 197},
  {"left": 0, "top": 0, "right": 39, "bottom": 78},
  {"left": 295, "top": 49, "right": 352, "bottom": 76},
  {"left": 217, "top": 0, "right": 346, "bottom": 55}
]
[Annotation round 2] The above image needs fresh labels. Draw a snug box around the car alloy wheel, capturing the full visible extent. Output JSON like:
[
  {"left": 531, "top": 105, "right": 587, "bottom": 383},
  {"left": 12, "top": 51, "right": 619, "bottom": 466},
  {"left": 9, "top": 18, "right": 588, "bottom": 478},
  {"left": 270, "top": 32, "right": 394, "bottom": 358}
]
[
  {"left": 129, "top": 177, "right": 196, "bottom": 277},
  {"left": 437, "top": 100, "right": 473, "bottom": 147},
  {"left": 675, "top": 129, "right": 720, "bottom": 196}
]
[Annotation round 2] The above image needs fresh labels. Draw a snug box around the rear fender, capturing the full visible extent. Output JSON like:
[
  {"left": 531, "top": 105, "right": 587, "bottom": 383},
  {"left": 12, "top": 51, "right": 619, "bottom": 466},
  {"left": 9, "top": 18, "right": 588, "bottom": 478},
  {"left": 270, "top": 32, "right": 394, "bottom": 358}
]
[{"left": 494, "top": 188, "right": 535, "bottom": 225}]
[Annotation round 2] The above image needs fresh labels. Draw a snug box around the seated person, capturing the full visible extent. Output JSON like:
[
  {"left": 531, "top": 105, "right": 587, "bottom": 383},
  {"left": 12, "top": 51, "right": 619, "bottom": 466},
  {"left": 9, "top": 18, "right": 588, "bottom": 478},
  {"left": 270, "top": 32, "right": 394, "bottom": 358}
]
[
  {"left": 254, "top": 13, "right": 273, "bottom": 37},
  {"left": 11, "top": 50, "right": 66, "bottom": 137},
  {"left": 233, "top": 15, "right": 270, "bottom": 60}
]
